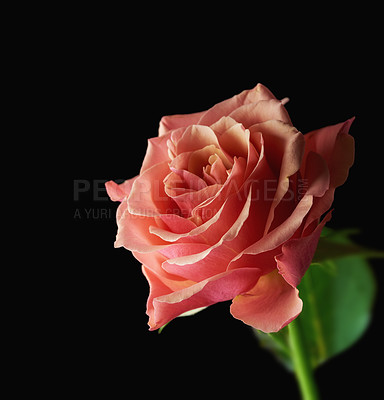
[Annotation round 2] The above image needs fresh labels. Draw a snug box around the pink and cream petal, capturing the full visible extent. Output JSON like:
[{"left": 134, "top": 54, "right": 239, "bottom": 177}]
[
  {"left": 228, "top": 194, "right": 314, "bottom": 269},
  {"left": 302, "top": 118, "right": 354, "bottom": 230},
  {"left": 208, "top": 154, "right": 228, "bottom": 184},
  {"left": 166, "top": 184, "right": 222, "bottom": 218},
  {"left": 128, "top": 161, "right": 177, "bottom": 216},
  {"left": 230, "top": 270, "right": 303, "bottom": 333},
  {"left": 114, "top": 200, "right": 169, "bottom": 252},
  {"left": 249, "top": 120, "right": 305, "bottom": 234},
  {"left": 197, "top": 83, "right": 277, "bottom": 126},
  {"left": 161, "top": 188, "right": 252, "bottom": 280},
  {"left": 192, "top": 156, "right": 247, "bottom": 223},
  {"left": 150, "top": 267, "right": 262, "bottom": 330},
  {"left": 159, "top": 110, "right": 206, "bottom": 137},
  {"left": 210, "top": 115, "right": 239, "bottom": 134},
  {"left": 303, "top": 118, "right": 354, "bottom": 171},
  {"left": 140, "top": 134, "right": 171, "bottom": 174},
  {"left": 276, "top": 210, "right": 332, "bottom": 288},
  {"left": 176, "top": 125, "right": 220, "bottom": 154},
  {"left": 149, "top": 195, "right": 230, "bottom": 243},
  {"left": 211, "top": 117, "right": 249, "bottom": 159},
  {"left": 228, "top": 99, "right": 292, "bottom": 129},
  {"left": 105, "top": 177, "right": 137, "bottom": 202},
  {"left": 302, "top": 151, "right": 330, "bottom": 197},
  {"left": 142, "top": 264, "right": 197, "bottom": 329},
  {"left": 161, "top": 243, "right": 236, "bottom": 281},
  {"left": 167, "top": 168, "right": 208, "bottom": 191},
  {"left": 155, "top": 213, "right": 197, "bottom": 235}
]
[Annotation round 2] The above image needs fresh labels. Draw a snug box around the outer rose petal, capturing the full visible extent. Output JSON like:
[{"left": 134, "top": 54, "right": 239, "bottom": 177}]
[
  {"left": 234, "top": 194, "right": 314, "bottom": 260},
  {"left": 230, "top": 270, "right": 303, "bottom": 333},
  {"left": 228, "top": 99, "right": 292, "bottom": 128},
  {"left": 128, "top": 161, "right": 177, "bottom": 216},
  {"left": 303, "top": 118, "right": 354, "bottom": 177},
  {"left": 105, "top": 178, "right": 137, "bottom": 202},
  {"left": 114, "top": 199, "right": 169, "bottom": 252},
  {"left": 303, "top": 151, "right": 330, "bottom": 197},
  {"left": 159, "top": 110, "right": 206, "bottom": 137},
  {"left": 302, "top": 118, "right": 355, "bottom": 230},
  {"left": 197, "top": 83, "right": 277, "bottom": 126},
  {"left": 142, "top": 262, "right": 197, "bottom": 330},
  {"left": 249, "top": 120, "right": 305, "bottom": 234},
  {"left": 275, "top": 210, "right": 332, "bottom": 288},
  {"left": 140, "top": 134, "right": 171, "bottom": 174},
  {"left": 149, "top": 267, "right": 262, "bottom": 330}
]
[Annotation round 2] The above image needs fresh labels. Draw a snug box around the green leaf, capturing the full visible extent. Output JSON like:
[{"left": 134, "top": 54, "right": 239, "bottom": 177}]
[
  {"left": 298, "top": 257, "right": 376, "bottom": 368},
  {"left": 254, "top": 228, "right": 378, "bottom": 370}
]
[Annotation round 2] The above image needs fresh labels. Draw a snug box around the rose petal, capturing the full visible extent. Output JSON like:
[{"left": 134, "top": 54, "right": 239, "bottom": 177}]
[
  {"left": 304, "top": 118, "right": 354, "bottom": 175},
  {"left": 157, "top": 213, "right": 197, "bottom": 234},
  {"left": 161, "top": 243, "right": 235, "bottom": 281},
  {"left": 105, "top": 178, "right": 137, "bottom": 202},
  {"left": 302, "top": 118, "right": 355, "bottom": 230},
  {"left": 249, "top": 120, "right": 305, "bottom": 234},
  {"left": 142, "top": 263, "right": 197, "bottom": 329},
  {"left": 140, "top": 134, "right": 171, "bottom": 174},
  {"left": 210, "top": 115, "right": 239, "bottom": 133},
  {"left": 230, "top": 269, "right": 303, "bottom": 333},
  {"left": 197, "top": 83, "right": 277, "bottom": 126},
  {"left": 167, "top": 127, "right": 186, "bottom": 159},
  {"left": 114, "top": 199, "right": 169, "bottom": 252},
  {"left": 149, "top": 267, "right": 262, "bottom": 330},
  {"left": 250, "top": 120, "right": 304, "bottom": 176},
  {"left": 275, "top": 210, "right": 332, "bottom": 287},
  {"left": 161, "top": 188, "right": 252, "bottom": 280},
  {"left": 165, "top": 184, "right": 222, "bottom": 218},
  {"left": 170, "top": 150, "right": 191, "bottom": 171},
  {"left": 228, "top": 99, "right": 292, "bottom": 129},
  {"left": 303, "top": 151, "right": 330, "bottom": 197},
  {"left": 167, "top": 168, "right": 208, "bottom": 191},
  {"left": 244, "top": 137, "right": 261, "bottom": 180},
  {"left": 149, "top": 195, "right": 229, "bottom": 243},
  {"left": 176, "top": 125, "right": 220, "bottom": 154},
  {"left": 210, "top": 116, "right": 249, "bottom": 159},
  {"left": 159, "top": 110, "right": 206, "bottom": 137},
  {"left": 228, "top": 194, "right": 314, "bottom": 269},
  {"left": 128, "top": 161, "right": 176, "bottom": 216},
  {"left": 187, "top": 145, "right": 223, "bottom": 177},
  {"left": 226, "top": 249, "right": 279, "bottom": 276},
  {"left": 208, "top": 154, "right": 228, "bottom": 184},
  {"left": 192, "top": 156, "right": 247, "bottom": 223}
]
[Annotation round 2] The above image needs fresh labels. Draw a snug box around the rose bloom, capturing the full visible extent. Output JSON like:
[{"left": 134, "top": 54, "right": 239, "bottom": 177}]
[{"left": 106, "top": 84, "right": 354, "bottom": 333}]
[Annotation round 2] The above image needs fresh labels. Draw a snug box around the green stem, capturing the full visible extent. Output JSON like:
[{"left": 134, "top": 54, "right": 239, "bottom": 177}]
[{"left": 288, "top": 318, "right": 320, "bottom": 400}]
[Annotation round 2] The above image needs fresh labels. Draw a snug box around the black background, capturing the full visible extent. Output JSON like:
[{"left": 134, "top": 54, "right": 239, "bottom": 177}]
[{"left": 66, "top": 9, "right": 383, "bottom": 399}]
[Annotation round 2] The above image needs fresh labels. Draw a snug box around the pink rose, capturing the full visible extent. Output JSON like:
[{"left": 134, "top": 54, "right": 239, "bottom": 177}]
[{"left": 106, "top": 84, "right": 354, "bottom": 333}]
